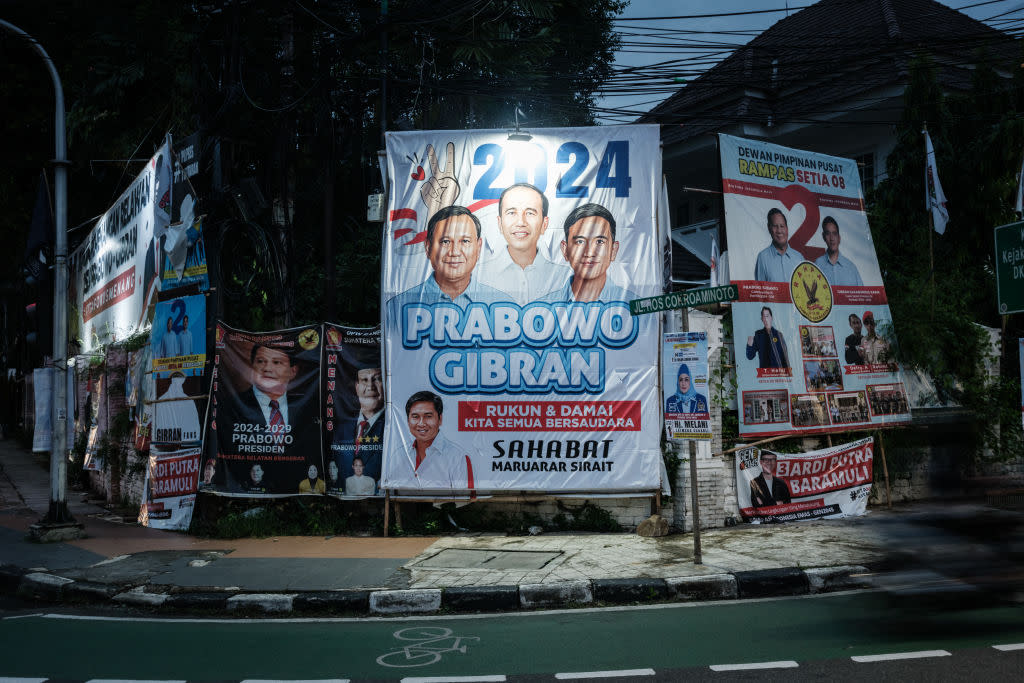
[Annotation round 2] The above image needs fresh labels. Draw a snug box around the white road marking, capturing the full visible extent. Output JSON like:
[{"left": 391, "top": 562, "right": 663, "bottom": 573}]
[
  {"left": 556, "top": 669, "right": 656, "bottom": 679},
  {"left": 0, "top": 614, "right": 44, "bottom": 620},
  {"left": 709, "top": 661, "right": 798, "bottom": 671},
  {"left": 0, "top": 678, "right": 48, "bottom": 683},
  {"left": 401, "top": 677, "right": 506, "bottom": 683},
  {"left": 852, "top": 650, "right": 951, "bottom": 662},
  {"left": 993, "top": 643, "right": 1024, "bottom": 651}
]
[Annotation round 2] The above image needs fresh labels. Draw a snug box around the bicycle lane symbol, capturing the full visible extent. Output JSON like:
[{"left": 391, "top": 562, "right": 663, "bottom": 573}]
[{"left": 376, "top": 626, "right": 481, "bottom": 668}]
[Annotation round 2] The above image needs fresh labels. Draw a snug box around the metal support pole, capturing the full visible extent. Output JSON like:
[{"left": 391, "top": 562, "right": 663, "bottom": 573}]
[
  {"left": 1, "top": 20, "right": 78, "bottom": 533},
  {"left": 680, "top": 307, "right": 702, "bottom": 563}
]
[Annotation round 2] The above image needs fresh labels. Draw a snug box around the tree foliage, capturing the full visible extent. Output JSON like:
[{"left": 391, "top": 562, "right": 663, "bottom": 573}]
[
  {"left": 869, "top": 54, "right": 1024, "bottom": 463},
  {"left": 0, "top": 0, "right": 625, "bottom": 349}
]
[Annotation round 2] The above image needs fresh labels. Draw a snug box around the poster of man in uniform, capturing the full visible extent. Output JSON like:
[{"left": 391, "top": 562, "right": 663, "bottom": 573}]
[
  {"left": 70, "top": 142, "right": 168, "bottom": 352},
  {"left": 735, "top": 437, "right": 874, "bottom": 523},
  {"left": 323, "top": 324, "right": 384, "bottom": 497},
  {"left": 381, "top": 126, "right": 664, "bottom": 493},
  {"left": 662, "top": 332, "right": 711, "bottom": 441},
  {"left": 719, "top": 134, "right": 911, "bottom": 437},
  {"left": 201, "top": 323, "right": 323, "bottom": 496}
]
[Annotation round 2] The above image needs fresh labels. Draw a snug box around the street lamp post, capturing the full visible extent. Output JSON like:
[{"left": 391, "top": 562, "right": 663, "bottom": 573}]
[{"left": 1, "top": 19, "right": 79, "bottom": 537}]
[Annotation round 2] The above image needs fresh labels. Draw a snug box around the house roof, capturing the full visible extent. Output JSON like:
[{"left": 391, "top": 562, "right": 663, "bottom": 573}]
[{"left": 640, "top": 0, "right": 1018, "bottom": 144}]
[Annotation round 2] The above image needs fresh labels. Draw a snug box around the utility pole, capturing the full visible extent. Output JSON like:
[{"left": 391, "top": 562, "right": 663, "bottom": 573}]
[{"left": 0, "top": 20, "right": 80, "bottom": 539}]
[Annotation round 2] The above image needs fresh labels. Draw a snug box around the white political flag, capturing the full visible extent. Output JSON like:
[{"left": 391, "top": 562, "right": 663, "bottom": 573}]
[
  {"left": 710, "top": 236, "right": 720, "bottom": 287},
  {"left": 923, "top": 130, "right": 949, "bottom": 234}
]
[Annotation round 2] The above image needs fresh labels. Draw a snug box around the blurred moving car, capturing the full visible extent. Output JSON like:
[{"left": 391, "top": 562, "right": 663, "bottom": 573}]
[{"left": 867, "top": 503, "right": 1024, "bottom": 609}]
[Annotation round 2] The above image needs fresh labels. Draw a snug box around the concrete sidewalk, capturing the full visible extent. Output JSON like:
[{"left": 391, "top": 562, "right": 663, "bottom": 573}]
[{"left": 0, "top": 438, "right": 889, "bottom": 615}]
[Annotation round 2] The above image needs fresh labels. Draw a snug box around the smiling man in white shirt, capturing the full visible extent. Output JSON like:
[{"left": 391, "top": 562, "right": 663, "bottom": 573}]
[{"left": 478, "top": 183, "right": 570, "bottom": 304}]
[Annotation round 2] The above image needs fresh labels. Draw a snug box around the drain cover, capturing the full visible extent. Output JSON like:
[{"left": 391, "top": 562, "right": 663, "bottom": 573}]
[{"left": 414, "top": 548, "right": 560, "bottom": 570}]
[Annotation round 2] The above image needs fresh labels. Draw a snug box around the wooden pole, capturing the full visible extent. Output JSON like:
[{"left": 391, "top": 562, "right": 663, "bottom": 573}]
[
  {"left": 383, "top": 490, "right": 390, "bottom": 537},
  {"left": 876, "top": 431, "right": 892, "bottom": 508}
]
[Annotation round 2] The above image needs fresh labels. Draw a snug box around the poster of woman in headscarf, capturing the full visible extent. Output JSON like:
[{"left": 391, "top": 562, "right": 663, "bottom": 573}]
[{"left": 663, "top": 332, "right": 711, "bottom": 441}]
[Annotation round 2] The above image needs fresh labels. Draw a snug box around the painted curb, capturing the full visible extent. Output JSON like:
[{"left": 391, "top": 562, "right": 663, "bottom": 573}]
[
  {"left": 665, "top": 573, "right": 738, "bottom": 601},
  {"left": 0, "top": 564, "right": 29, "bottom": 594},
  {"left": 804, "top": 565, "right": 871, "bottom": 593},
  {"left": 734, "top": 568, "right": 809, "bottom": 598},
  {"left": 369, "top": 588, "right": 443, "bottom": 614},
  {"left": 442, "top": 585, "right": 519, "bottom": 611},
  {"left": 519, "top": 580, "right": 593, "bottom": 608},
  {"left": 227, "top": 593, "right": 296, "bottom": 613},
  {"left": 17, "top": 572, "right": 74, "bottom": 601},
  {"left": 592, "top": 578, "right": 670, "bottom": 603},
  {"left": 113, "top": 588, "right": 169, "bottom": 606},
  {"left": 164, "top": 591, "right": 231, "bottom": 610},
  {"left": 293, "top": 590, "right": 371, "bottom": 613},
  {"left": 64, "top": 580, "right": 122, "bottom": 600}
]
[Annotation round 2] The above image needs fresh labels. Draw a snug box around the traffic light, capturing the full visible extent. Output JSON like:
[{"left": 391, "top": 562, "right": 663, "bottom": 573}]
[{"left": 25, "top": 301, "right": 39, "bottom": 346}]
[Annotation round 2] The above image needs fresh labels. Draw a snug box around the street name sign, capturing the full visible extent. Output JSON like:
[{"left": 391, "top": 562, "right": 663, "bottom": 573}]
[
  {"left": 630, "top": 284, "right": 739, "bottom": 316},
  {"left": 995, "top": 220, "right": 1024, "bottom": 315}
]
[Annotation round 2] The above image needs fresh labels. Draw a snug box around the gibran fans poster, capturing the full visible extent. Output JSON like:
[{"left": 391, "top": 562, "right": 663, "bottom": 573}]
[
  {"left": 381, "top": 126, "right": 665, "bottom": 493},
  {"left": 736, "top": 437, "right": 874, "bottom": 522},
  {"left": 719, "top": 134, "right": 911, "bottom": 438}
]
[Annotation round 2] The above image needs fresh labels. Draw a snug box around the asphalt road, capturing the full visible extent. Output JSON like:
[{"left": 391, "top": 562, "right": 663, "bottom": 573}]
[{"left": 1, "top": 591, "right": 1022, "bottom": 681}]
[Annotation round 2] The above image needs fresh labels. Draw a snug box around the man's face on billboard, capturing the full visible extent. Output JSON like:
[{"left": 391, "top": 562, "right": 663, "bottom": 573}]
[
  {"left": 561, "top": 216, "right": 618, "bottom": 282},
  {"left": 251, "top": 346, "right": 297, "bottom": 398},
  {"left": 769, "top": 213, "right": 789, "bottom": 250},
  {"left": 355, "top": 368, "right": 384, "bottom": 414},
  {"left": 760, "top": 454, "right": 777, "bottom": 476},
  {"left": 849, "top": 316, "right": 862, "bottom": 335},
  {"left": 761, "top": 308, "right": 773, "bottom": 330},
  {"left": 822, "top": 221, "right": 841, "bottom": 255},
  {"left": 407, "top": 400, "right": 441, "bottom": 445},
  {"left": 498, "top": 186, "right": 548, "bottom": 255},
  {"left": 426, "top": 214, "right": 481, "bottom": 286}
]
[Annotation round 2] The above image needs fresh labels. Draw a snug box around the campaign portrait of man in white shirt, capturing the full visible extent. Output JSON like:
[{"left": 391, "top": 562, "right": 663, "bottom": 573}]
[
  {"left": 389, "top": 390, "right": 475, "bottom": 491},
  {"left": 478, "top": 183, "right": 571, "bottom": 304}
]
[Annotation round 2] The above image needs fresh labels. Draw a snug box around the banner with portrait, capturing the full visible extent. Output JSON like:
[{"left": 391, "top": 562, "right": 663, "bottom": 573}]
[
  {"left": 138, "top": 446, "right": 201, "bottom": 530},
  {"left": 152, "top": 294, "right": 206, "bottom": 378},
  {"left": 662, "top": 332, "right": 711, "bottom": 441},
  {"left": 719, "top": 134, "right": 911, "bottom": 438},
  {"left": 735, "top": 437, "right": 873, "bottom": 522},
  {"left": 200, "top": 323, "right": 324, "bottom": 496},
  {"left": 70, "top": 142, "right": 169, "bottom": 352},
  {"left": 323, "top": 324, "right": 384, "bottom": 497},
  {"left": 381, "top": 126, "right": 664, "bottom": 493}
]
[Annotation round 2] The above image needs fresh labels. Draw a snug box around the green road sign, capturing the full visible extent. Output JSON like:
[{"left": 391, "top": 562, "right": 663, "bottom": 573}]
[
  {"left": 995, "top": 220, "right": 1024, "bottom": 315},
  {"left": 630, "top": 284, "right": 739, "bottom": 315}
]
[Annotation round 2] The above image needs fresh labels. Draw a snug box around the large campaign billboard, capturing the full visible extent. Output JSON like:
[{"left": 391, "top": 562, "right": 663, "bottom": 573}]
[
  {"left": 201, "top": 323, "right": 324, "bottom": 496},
  {"left": 381, "top": 126, "right": 664, "bottom": 493},
  {"left": 71, "top": 143, "right": 170, "bottom": 352},
  {"left": 719, "top": 135, "right": 911, "bottom": 437}
]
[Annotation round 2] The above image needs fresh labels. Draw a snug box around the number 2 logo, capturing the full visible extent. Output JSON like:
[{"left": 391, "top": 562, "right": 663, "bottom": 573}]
[{"left": 777, "top": 184, "right": 824, "bottom": 262}]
